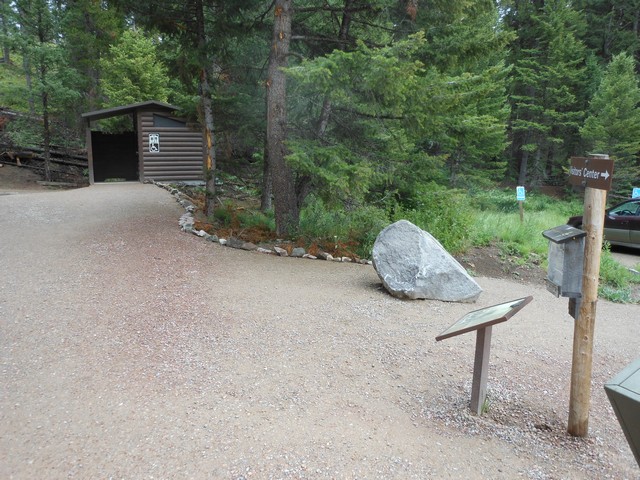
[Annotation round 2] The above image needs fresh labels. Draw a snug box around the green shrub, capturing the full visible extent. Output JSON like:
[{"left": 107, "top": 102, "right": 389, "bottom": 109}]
[
  {"left": 237, "top": 209, "right": 275, "bottom": 231},
  {"left": 299, "top": 195, "right": 388, "bottom": 258},
  {"left": 598, "top": 243, "right": 639, "bottom": 303},
  {"left": 3, "top": 116, "right": 42, "bottom": 148},
  {"left": 599, "top": 285, "right": 634, "bottom": 303},
  {"left": 213, "top": 201, "right": 236, "bottom": 226},
  {"left": 212, "top": 200, "right": 275, "bottom": 232},
  {"left": 346, "top": 205, "right": 390, "bottom": 257},
  {"left": 392, "top": 185, "right": 472, "bottom": 254}
]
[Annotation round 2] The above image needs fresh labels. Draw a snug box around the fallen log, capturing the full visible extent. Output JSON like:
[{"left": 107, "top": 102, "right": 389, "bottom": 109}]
[
  {"left": 37, "top": 181, "right": 86, "bottom": 188},
  {"left": 16, "top": 145, "right": 88, "bottom": 163},
  {"left": 0, "top": 151, "right": 87, "bottom": 168}
]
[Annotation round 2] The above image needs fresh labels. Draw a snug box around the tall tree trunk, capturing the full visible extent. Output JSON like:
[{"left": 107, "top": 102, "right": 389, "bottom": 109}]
[
  {"left": 201, "top": 66, "right": 217, "bottom": 217},
  {"left": 195, "top": 0, "right": 217, "bottom": 217},
  {"left": 517, "top": 126, "right": 533, "bottom": 186},
  {"left": 81, "top": 10, "right": 100, "bottom": 113},
  {"left": 260, "top": 136, "right": 272, "bottom": 211},
  {"left": 23, "top": 55, "right": 35, "bottom": 114},
  {"left": 35, "top": 4, "right": 51, "bottom": 182},
  {"left": 0, "top": 0, "right": 9, "bottom": 64},
  {"left": 39, "top": 63, "right": 51, "bottom": 181},
  {"left": 518, "top": 147, "right": 529, "bottom": 186},
  {"left": 531, "top": 145, "right": 543, "bottom": 186},
  {"left": 266, "top": 0, "right": 298, "bottom": 236}
]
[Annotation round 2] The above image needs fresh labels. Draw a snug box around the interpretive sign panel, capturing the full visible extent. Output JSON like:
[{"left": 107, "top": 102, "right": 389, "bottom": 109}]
[
  {"left": 436, "top": 296, "right": 533, "bottom": 341},
  {"left": 569, "top": 156, "right": 614, "bottom": 191},
  {"left": 435, "top": 296, "right": 533, "bottom": 415}
]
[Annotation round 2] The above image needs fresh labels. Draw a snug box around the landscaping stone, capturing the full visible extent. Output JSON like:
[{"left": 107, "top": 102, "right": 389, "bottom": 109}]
[
  {"left": 372, "top": 219, "right": 481, "bottom": 302},
  {"left": 227, "top": 237, "right": 257, "bottom": 251},
  {"left": 273, "top": 246, "right": 288, "bottom": 257},
  {"left": 291, "top": 247, "right": 306, "bottom": 257},
  {"left": 162, "top": 182, "right": 376, "bottom": 268}
]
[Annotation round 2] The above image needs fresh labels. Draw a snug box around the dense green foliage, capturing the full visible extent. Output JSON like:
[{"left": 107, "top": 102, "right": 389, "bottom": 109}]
[
  {"left": 97, "top": 28, "right": 171, "bottom": 132},
  {"left": 2, "top": 1, "right": 639, "bottom": 193},
  {"left": 581, "top": 53, "right": 640, "bottom": 194},
  {"left": 100, "top": 29, "right": 170, "bottom": 108}
]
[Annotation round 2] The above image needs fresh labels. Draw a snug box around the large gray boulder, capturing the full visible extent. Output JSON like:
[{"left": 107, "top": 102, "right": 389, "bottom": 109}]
[{"left": 372, "top": 220, "right": 482, "bottom": 302}]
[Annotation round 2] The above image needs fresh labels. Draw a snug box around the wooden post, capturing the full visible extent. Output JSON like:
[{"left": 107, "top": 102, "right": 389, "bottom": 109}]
[
  {"left": 567, "top": 184, "right": 607, "bottom": 437},
  {"left": 470, "top": 326, "right": 492, "bottom": 415},
  {"left": 85, "top": 119, "right": 95, "bottom": 184},
  {"left": 519, "top": 201, "right": 524, "bottom": 223}
]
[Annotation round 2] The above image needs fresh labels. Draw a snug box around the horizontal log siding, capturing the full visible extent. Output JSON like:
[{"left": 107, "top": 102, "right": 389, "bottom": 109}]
[{"left": 140, "top": 111, "right": 204, "bottom": 181}]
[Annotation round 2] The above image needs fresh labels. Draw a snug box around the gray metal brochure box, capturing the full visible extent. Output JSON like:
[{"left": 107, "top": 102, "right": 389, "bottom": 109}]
[
  {"left": 542, "top": 225, "right": 586, "bottom": 298},
  {"left": 604, "top": 358, "right": 640, "bottom": 467}
]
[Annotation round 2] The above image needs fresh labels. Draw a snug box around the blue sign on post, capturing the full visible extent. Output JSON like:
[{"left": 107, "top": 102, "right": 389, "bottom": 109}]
[
  {"left": 516, "top": 186, "right": 526, "bottom": 201},
  {"left": 633, "top": 187, "right": 640, "bottom": 199}
]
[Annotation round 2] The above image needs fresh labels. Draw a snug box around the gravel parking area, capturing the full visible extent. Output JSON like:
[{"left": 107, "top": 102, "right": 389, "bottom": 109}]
[{"left": 1, "top": 183, "right": 638, "bottom": 479}]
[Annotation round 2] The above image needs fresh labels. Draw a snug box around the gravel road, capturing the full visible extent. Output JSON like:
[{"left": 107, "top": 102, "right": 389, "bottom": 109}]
[{"left": 1, "top": 183, "right": 638, "bottom": 479}]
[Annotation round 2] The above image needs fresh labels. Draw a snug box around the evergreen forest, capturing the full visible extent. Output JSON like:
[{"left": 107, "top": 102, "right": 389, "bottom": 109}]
[{"left": 2, "top": 0, "right": 640, "bottom": 254}]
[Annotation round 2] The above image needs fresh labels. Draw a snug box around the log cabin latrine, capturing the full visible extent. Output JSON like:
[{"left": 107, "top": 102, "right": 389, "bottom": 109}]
[{"left": 82, "top": 101, "right": 205, "bottom": 184}]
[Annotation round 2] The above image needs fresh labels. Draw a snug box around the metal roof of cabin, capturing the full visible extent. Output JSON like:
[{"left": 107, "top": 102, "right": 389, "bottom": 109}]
[{"left": 82, "top": 101, "right": 180, "bottom": 122}]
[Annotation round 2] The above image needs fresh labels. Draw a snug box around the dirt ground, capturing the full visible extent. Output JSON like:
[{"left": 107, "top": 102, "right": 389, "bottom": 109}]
[
  {"left": 1, "top": 173, "right": 639, "bottom": 479},
  {"left": 0, "top": 163, "right": 49, "bottom": 193}
]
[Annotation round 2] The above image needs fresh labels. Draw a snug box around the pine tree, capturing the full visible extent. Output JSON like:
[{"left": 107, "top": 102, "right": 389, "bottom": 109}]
[
  {"left": 100, "top": 29, "right": 171, "bottom": 107},
  {"left": 266, "top": 0, "right": 298, "bottom": 236},
  {"left": 0, "top": 0, "right": 13, "bottom": 64},
  {"left": 581, "top": 52, "right": 640, "bottom": 194},
  {"left": 575, "top": 0, "right": 640, "bottom": 63},
  {"left": 61, "top": 0, "right": 124, "bottom": 115},
  {"left": 13, "top": 0, "right": 80, "bottom": 180},
  {"left": 412, "top": 2, "right": 512, "bottom": 189},
  {"left": 506, "top": 0, "right": 589, "bottom": 186}
]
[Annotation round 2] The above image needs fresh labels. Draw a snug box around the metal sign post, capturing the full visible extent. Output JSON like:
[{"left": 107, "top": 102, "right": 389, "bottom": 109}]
[
  {"left": 567, "top": 154, "right": 612, "bottom": 437},
  {"left": 516, "top": 186, "right": 525, "bottom": 223}
]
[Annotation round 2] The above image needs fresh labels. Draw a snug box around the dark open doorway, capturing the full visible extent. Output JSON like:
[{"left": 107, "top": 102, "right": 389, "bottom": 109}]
[{"left": 91, "top": 131, "right": 138, "bottom": 182}]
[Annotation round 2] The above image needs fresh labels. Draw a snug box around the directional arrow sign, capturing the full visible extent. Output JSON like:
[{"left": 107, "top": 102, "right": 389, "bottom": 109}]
[{"left": 569, "top": 156, "right": 614, "bottom": 191}]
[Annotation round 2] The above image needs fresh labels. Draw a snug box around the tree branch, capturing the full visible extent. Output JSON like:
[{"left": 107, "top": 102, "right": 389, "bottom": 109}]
[
  {"left": 334, "top": 106, "right": 404, "bottom": 121},
  {"left": 295, "top": 5, "right": 376, "bottom": 14}
]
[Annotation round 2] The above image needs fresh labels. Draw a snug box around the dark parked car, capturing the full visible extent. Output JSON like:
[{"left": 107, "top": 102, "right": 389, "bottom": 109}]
[{"left": 567, "top": 198, "right": 640, "bottom": 249}]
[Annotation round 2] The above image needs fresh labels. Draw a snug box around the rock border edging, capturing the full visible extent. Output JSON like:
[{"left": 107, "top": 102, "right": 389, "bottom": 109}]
[{"left": 153, "top": 181, "right": 373, "bottom": 265}]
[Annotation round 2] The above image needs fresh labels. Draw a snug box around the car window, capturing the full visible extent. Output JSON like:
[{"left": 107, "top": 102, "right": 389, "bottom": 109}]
[{"left": 610, "top": 202, "right": 640, "bottom": 216}]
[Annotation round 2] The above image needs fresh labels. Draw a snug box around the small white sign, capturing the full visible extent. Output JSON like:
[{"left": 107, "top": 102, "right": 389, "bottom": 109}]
[
  {"left": 516, "top": 186, "right": 525, "bottom": 201},
  {"left": 149, "top": 133, "right": 160, "bottom": 153},
  {"left": 633, "top": 187, "right": 640, "bottom": 198}
]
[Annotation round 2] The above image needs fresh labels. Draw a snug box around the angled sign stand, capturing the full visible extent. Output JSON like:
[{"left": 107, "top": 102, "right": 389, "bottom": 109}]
[{"left": 436, "top": 296, "right": 533, "bottom": 414}]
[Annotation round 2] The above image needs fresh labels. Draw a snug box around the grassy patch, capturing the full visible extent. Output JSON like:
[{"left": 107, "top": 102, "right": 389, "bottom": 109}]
[
  {"left": 599, "top": 244, "right": 640, "bottom": 303},
  {"left": 299, "top": 195, "right": 389, "bottom": 258},
  {"left": 469, "top": 189, "right": 583, "bottom": 265}
]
